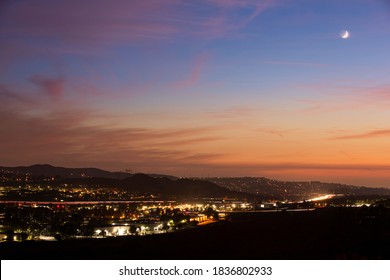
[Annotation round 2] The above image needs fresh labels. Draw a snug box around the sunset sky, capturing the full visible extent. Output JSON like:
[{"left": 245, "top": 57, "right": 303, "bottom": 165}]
[{"left": 1, "top": 0, "right": 390, "bottom": 187}]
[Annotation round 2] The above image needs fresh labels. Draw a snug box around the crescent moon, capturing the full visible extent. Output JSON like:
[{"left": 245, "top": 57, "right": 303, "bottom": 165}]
[{"left": 340, "top": 30, "right": 349, "bottom": 39}]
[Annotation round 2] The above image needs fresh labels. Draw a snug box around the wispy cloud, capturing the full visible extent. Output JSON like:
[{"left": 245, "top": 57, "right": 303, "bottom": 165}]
[
  {"left": 339, "top": 150, "right": 356, "bottom": 160},
  {"left": 156, "top": 137, "right": 223, "bottom": 147},
  {"left": 257, "top": 127, "right": 297, "bottom": 138},
  {"left": 207, "top": 0, "right": 279, "bottom": 29},
  {"left": 331, "top": 129, "right": 390, "bottom": 140},
  {"left": 357, "top": 85, "right": 390, "bottom": 101},
  {"left": 29, "top": 75, "right": 65, "bottom": 100},
  {"left": 207, "top": 105, "right": 258, "bottom": 119},
  {"left": 0, "top": 83, "right": 46, "bottom": 110},
  {"left": 173, "top": 53, "right": 210, "bottom": 89},
  {"left": 263, "top": 60, "right": 330, "bottom": 67},
  {"left": 294, "top": 83, "right": 390, "bottom": 115},
  {"left": 217, "top": 162, "right": 390, "bottom": 172},
  {"left": 0, "top": 84, "right": 28, "bottom": 104}
]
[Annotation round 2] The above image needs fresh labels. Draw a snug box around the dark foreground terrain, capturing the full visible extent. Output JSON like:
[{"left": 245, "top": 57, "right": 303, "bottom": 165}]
[{"left": 1, "top": 207, "right": 390, "bottom": 259}]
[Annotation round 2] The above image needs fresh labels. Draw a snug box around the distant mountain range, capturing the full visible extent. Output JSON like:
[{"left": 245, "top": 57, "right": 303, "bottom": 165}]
[
  {"left": 207, "top": 177, "right": 390, "bottom": 199},
  {"left": 58, "top": 174, "right": 254, "bottom": 200},
  {"left": 1, "top": 164, "right": 390, "bottom": 200},
  {"left": 0, "top": 164, "right": 177, "bottom": 180},
  {"left": 0, "top": 164, "right": 254, "bottom": 200}
]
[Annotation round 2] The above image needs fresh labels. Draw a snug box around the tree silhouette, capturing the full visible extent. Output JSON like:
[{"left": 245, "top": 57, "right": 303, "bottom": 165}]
[{"left": 5, "top": 229, "right": 14, "bottom": 242}]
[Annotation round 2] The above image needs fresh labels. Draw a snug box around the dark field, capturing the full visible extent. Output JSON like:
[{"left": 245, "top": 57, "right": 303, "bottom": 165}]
[{"left": 1, "top": 207, "right": 390, "bottom": 260}]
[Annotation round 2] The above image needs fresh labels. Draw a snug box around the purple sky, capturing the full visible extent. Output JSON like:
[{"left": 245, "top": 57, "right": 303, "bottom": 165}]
[{"left": 1, "top": 0, "right": 390, "bottom": 186}]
